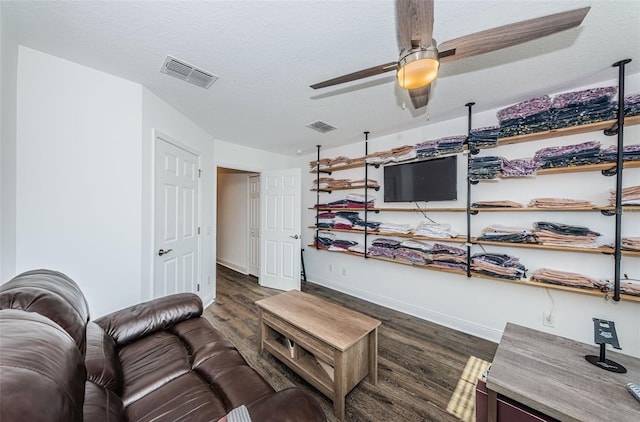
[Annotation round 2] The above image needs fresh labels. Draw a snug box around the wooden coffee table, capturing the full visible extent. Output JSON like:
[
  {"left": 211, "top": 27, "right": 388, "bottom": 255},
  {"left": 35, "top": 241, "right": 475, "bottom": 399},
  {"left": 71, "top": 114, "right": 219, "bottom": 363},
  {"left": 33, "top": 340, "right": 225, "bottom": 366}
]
[{"left": 256, "top": 290, "right": 381, "bottom": 421}]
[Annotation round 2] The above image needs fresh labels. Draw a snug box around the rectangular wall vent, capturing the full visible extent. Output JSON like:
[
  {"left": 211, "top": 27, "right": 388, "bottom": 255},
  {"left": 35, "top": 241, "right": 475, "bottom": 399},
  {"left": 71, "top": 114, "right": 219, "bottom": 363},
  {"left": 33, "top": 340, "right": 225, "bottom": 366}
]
[
  {"left": 306, "top": 121, "right": 337, "bottom": 133},
  {"left": 160, "top": 55, "right": 218, "bottom": 89}
]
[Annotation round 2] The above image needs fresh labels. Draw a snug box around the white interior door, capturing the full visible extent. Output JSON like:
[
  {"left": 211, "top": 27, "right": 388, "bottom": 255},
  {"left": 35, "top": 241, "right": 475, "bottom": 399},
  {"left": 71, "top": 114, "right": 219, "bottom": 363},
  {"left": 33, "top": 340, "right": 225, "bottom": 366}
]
[
  {"left": 248, "top": 175, "right": 260, "bottom": 277},
  {"left": 154, "top": 137, "right": 199, "bottom": 297},
  {"left": 260, "top": 168, "right": 301, "bottom": 291}
]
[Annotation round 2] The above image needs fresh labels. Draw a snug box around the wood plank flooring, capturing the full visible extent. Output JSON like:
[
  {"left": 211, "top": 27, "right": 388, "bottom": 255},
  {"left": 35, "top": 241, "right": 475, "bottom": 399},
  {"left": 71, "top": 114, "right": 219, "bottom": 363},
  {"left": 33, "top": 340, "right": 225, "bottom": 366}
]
[{"left": 203, "top": 265, "right": 498, "bottom": 422}]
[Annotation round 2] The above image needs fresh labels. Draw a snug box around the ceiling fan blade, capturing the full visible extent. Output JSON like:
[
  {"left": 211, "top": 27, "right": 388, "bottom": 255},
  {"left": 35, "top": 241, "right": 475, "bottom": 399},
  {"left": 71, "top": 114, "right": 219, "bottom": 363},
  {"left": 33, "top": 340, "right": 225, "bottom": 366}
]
[
  {"left": 408, "top": 85, "right": 430, "bottom": 109},
  {"left": 397, "top": 0, "right": 434, "bottom": 50},
  {"left": 310, "top": 61, "right": 398, "bottom": 89},
  {"left": 437, "top": 7, "right": 590, "bottom": 62}
]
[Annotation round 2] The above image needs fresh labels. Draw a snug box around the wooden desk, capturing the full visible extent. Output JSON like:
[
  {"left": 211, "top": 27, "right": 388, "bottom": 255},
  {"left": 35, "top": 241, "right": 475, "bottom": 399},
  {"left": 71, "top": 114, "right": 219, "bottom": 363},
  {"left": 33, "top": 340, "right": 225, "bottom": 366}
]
[
  {"left": 486, "top": 323, "right": 640, "bottom": 422},
  {"left": 256, "top": 290, "right": 381, "bottom": 421}
]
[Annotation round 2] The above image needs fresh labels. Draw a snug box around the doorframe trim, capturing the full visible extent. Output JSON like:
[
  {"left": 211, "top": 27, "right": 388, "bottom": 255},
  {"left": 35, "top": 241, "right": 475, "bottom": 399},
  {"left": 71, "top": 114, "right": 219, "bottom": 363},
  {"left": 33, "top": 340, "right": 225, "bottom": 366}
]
[{"left": 151, "top": 129, "right": 203, "bottom": 297}]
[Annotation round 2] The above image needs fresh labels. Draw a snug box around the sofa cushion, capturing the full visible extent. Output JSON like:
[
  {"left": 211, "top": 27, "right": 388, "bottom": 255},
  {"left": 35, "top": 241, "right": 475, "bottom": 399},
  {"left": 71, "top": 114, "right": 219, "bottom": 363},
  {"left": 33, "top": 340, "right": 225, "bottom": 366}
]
[
  {"left": 0, "top": 269, "right": 90, "bottom": 353},
  {"left": 124, "top": 372, "right": 229, "bottom": 422},
  {"left": 84, "top": 381, "right": 125, "bottom": 421},
  {"left": 85, "top": 321, "right": 123, "bottom": 394},
  {"left": 0, "top": 309, "right": 86, "bottom": 422},
  {"left": 119, "top": 331, "right": 191, "bottom": 406},
  {"left": 210, "top": 365, "right": 275, "bottom": 409},
  {"left": 169, "top": 317, "right": 236, "bottom": 366}
]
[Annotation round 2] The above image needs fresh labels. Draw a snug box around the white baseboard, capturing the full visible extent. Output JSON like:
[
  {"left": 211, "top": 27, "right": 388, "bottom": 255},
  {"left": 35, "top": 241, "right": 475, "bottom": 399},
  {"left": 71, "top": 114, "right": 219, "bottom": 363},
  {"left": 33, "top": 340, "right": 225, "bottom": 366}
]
[
  {"left": 306, "top": 275, "right": 502, "bottom": 344},
  {"left": 216, "top": 259, "right": 248, "bottom": 275}
]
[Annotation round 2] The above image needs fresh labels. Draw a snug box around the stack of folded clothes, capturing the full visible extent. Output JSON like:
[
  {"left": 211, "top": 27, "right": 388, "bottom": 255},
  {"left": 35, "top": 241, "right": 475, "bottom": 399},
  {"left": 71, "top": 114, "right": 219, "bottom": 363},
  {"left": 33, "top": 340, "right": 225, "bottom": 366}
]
[
  {"left": 328, "top": 239, "right": 359, "bottom": 252},
  {"left": 315, "top": 212, "right": 335, "bottom": 228},
  {"left": 350, "top": 178, "right": 380, "bottom": 188},
  {"left": 413, "top": 222, "right": 459, "bottom": 238},
  {"left": 315, "top": 198, "right": 348, "bottom": 209},
  {"left": 471, "top": 253, "right": 527, "bottom": 280},
  {"left": 367, "top": 238, "right": 400, "bottom": 259},
  {"left": 468, "top": 126, "right": 500, "bottom": 150},
  {"left": 309, "top": 158, "right": 332, "bottom": 172},
  {"left": 394, "top": 247, "right": 432, "bottom": 265},
  {"left": 528, "top": 198, "right": 595, "bottom": 208},
  {"left": 314, "top": 231, "right": 336, "bottom": 249},
  {"left": 389, "top": 145, "right": 417, "bottom": 162},
  {"left": 345, "top": 193, "right": 375, "bottom": 208},
  {"left": 472, "top": 200, "right": 524, "bottom": 208},
  {"left": 533, "top": 221, "right": 601, "bottom": 248},
  {"left": 531, "top": 268, "right": 607, "bottom": 290},
  {"left": 415, "top": 135, "right": 466, "bottom": 158},
  {"left": 469, "top": 156, "right": 503, "bottom": 180},
  {"left": 497, "top": 95, "right": 552, "bottom": 138},
  {"left": 620, "top": 279, "right": 640, "bottom": 296},
  {"left": 500, "top": 157, "right": 541, "bottom": 177},
  {"left": 379, "top": 222, "right": 413, "bottom": 234},
  {"left": 427, "top": 243, "right": 467, "bottom": 271},
  {"left": 352, "top": 219, "right": 382, "bottom": 232},
  {"left": 533, "top": 140, "right": 602, "bottom": 169},
  {"left": 600, "top": 144, "right": 640, "bottom": 162},
  {"left": 550, "top": 86, "right": 617, "bottom": 129},
  {"left": 365, "top": 150, "right": 395, "bottom": 165},
  {"left": 312, "top": 177, "right": 352, "bottom": 190},
  {"left": 476, "top": 224, "right": 534, "bottom": 243},
  {"left": 622, "top": 237, "right": 640, "bottom": 251},
  {"left": 624, "top": 92, "right": 640, "bottom": 116},
  {"left": 333, "top": 211, "right": 359, "bottom": 230},
  {"left": 399, "top": 239, "right": 432, "bottom": 252},
  {"left": 609, "top": 185, "right": 640, "bottom": 205}
]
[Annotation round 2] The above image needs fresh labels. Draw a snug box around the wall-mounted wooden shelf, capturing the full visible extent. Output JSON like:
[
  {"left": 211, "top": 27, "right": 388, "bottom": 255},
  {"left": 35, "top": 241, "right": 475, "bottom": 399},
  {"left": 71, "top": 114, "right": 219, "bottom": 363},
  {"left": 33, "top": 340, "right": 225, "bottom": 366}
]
[{"left": 473, "top": 240, "right": 614, "bottom": 254}]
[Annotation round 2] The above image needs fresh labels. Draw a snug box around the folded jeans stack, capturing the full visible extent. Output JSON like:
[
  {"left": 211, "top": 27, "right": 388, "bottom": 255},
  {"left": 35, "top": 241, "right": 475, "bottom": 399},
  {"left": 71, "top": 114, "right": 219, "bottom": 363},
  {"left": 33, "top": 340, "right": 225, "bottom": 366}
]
[
  {"left": 533, "top": 140, "right": 602, "bottom": 169},
  {"left": 497, "top": 95, "right": 551, "bottom": 138},
  {"left": 476, "top": 224, "right": 533, "bottom": 243},
  {"left": 367, "top": 238, "right": 400, "bottom": 259},
  {"left": 471, "top": 253, "right": 527, "bottom": 280},
  {"left": 314, "top": 231, "right": 336, "bottom": 248},
  {"left": 600, "top": 144, "right": 640, "bottom": 162},
  {"left": 531, "top": 268, "right": 607, "bottom": 290},
  {"left": 500, "top": 157, "right": 541, "bottom": 177},
  {"left": 328, "top": 239, "right": 359, "bottom": 252},
  {"left": 624, "top": 92, "right": 640, "bottom": 116},
  {"left": 315, "top": 212, "right": 335, "bottom": 229},
  {"left": 415, "top": 135, "right": 466, "bottom": 159},
  {"left": 621, "top": 237, "right": 640, "bottom": 251},
  {"left": 399, "top": 239, "right": 432, "bottom": 252},
  {"left": 469, "top": 156, "right": 503, "bottom": 180},
  {"left": 345, "top": 193, "right": 375, "bottom": 208},
  {"left": 468, "top": 126, "right": 500, "bottom": 150},
  {"left": 550, "top": 86, "right": 617, "bottom": 129},
  {"left": 533, "top": 221, "right": 601, "bottom": 248}
]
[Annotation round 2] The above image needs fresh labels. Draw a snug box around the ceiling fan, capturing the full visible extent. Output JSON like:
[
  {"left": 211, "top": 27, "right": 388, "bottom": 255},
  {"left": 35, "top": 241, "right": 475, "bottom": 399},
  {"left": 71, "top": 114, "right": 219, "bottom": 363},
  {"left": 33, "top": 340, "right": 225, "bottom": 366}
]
[{"left": 310, "top": 0, "right": 590, "bottom": 109}]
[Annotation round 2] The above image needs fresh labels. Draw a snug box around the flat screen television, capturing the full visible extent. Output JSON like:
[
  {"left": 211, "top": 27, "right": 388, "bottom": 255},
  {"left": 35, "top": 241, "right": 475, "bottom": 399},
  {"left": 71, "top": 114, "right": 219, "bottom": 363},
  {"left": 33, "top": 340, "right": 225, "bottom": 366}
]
[{"left": 384, "top": 156, "right": 457, "bottom": 202}]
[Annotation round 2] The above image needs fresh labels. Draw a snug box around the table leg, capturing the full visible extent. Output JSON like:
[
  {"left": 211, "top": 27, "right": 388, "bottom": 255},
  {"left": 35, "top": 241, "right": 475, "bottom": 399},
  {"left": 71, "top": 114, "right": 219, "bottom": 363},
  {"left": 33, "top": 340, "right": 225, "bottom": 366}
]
[
  {"left": 257, "top": 308, "right": 265, "bottom": 355},
  {"left": 488, "top": 388, "right": 497, "bottom": 422},
  {"left": 367, "top": 328, "right": 378, "bottom": 385},
  {"left": 333, "top": 350, "right": 346, "bottom": 421}
]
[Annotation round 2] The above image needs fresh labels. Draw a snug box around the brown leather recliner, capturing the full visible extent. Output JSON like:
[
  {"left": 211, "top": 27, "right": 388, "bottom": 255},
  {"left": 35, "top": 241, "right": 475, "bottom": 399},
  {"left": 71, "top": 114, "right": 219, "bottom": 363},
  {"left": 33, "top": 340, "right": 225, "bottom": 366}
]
[{"left": 0, "top": 269, "right": 325, "bottom": 421}]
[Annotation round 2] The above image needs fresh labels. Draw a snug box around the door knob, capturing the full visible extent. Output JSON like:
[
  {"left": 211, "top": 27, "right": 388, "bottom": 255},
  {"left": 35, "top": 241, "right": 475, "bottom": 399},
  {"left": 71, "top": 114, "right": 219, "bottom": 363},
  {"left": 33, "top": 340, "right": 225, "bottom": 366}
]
[
  {"left": 158, "top": 248, "right": 173, "bottom": 256},
  {"left": 289, "top": 235, "right": 300, "bottom": 239}
]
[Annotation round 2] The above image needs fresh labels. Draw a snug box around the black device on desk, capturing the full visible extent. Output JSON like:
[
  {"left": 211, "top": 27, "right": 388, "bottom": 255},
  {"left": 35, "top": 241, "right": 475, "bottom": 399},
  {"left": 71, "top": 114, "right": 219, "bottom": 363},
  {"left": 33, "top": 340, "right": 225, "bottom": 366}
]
[{"left": 585, "top": 318, "right": 627, "bottom": 373}]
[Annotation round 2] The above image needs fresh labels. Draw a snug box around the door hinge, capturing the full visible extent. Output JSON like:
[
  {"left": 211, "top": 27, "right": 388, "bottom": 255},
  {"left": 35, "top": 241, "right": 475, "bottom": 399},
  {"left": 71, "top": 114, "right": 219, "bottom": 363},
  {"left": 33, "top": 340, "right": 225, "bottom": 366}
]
[
  {"left": 197, "top": 283, "right": 200, "bottom": 292},
  {"left": 198, "top": 169, "right": 202, "bottom": 178},
  {"left": 198, "top": 227, "right": 201, "bottom": 235}
]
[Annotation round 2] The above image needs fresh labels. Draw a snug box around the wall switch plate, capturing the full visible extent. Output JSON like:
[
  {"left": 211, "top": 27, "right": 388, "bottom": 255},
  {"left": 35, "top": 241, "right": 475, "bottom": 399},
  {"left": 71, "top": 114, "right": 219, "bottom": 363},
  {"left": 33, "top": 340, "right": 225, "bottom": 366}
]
[{"left": 543, "top": 312, "right": 555, "bottom": 327}]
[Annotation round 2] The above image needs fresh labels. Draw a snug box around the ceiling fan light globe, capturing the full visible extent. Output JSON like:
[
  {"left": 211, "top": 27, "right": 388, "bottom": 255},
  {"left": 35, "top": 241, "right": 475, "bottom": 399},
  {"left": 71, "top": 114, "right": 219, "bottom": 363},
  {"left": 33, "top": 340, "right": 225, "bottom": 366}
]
[{"left": 397, "top": 47, "right": 440, "bottom": 90}]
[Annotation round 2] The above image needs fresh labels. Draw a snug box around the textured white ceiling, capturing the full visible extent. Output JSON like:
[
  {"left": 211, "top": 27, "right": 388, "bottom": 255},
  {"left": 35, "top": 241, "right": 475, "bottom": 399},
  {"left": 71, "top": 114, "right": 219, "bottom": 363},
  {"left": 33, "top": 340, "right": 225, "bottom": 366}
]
[{"left": 3, "top": 1, "right": 639, "bottom": 156}]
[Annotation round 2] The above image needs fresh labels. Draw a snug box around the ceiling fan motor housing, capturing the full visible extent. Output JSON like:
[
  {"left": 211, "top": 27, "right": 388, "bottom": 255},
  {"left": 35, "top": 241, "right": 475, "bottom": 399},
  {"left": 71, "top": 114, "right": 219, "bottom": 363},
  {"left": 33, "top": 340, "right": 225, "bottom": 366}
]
[{"left": 397, "top": 45, "right": 440, "bottom": 90}]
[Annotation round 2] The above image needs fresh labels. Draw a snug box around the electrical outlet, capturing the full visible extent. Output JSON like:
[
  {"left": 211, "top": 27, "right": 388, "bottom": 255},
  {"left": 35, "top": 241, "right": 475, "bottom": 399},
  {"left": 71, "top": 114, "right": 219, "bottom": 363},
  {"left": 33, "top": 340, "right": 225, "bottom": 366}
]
[{"left": 543, "top": 311, "right": 555, "bottom": 327}]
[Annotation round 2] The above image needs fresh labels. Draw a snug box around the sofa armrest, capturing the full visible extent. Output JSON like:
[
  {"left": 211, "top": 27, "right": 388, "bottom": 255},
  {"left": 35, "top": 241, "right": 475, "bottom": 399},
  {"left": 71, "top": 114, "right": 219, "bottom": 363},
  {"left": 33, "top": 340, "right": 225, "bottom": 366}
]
[
  {"left": 94, "top": 293, "right": 202, "bottom": 346},
  {"left": 246, "top": 388, "right": 326, "bottom": 422}
]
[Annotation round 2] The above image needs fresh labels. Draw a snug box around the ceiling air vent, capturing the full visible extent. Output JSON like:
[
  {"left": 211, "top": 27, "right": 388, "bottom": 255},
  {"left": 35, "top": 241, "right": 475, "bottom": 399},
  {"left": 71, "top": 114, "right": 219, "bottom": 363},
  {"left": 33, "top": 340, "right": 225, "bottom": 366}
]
[
  {"left": 306, "top": 121, "right": 337, "bottom": 133},
  {"left": 160, "top": 55, "right": 218, "bottom": 89}
]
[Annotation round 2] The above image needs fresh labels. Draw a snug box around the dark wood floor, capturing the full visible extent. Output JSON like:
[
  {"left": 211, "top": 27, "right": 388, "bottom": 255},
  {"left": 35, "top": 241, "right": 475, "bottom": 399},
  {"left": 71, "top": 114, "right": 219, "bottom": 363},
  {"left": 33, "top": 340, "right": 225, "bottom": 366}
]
[{"left": 203, "top": 265, "right": 498, "bottom": 422}]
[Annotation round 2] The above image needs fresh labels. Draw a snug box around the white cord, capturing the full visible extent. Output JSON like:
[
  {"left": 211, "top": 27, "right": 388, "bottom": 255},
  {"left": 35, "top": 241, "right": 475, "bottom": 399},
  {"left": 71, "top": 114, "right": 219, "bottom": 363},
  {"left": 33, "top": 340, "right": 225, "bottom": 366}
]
[{"left": 545, "top": 287, "right": 555, "bottom": 321}]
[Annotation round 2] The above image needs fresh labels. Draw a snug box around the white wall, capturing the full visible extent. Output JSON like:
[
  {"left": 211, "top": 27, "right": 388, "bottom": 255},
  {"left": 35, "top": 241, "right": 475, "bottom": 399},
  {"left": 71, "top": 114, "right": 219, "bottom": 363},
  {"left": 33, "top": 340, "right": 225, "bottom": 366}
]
[
  {"left": 301, "top": 74, "right": 640, "bottom": 357},
  {"left": 15, "top": 47, "right": 143, "bottom": 317},
  {"left": 216, "top": 170, "right": 250, "bottom": 273},
  {"left": 0, "top": 6, "right": 18, "bottom": 282},
  {"left": 141, "top": 87, "right": 215, "bottom": 305}
]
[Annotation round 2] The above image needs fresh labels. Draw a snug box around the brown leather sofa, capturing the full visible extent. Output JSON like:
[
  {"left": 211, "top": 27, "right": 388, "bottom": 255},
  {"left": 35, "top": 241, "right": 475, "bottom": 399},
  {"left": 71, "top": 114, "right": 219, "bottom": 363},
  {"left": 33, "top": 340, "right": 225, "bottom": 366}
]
[{"left": 0, "top": 269, "right": 325, "bottom": 421}]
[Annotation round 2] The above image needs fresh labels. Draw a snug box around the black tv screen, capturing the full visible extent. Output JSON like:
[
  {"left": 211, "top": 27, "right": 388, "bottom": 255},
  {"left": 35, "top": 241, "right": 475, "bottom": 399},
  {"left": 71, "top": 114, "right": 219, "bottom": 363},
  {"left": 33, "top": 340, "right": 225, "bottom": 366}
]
[{"left": 384, "top": 156, "right": 457, "bottom": 202}]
